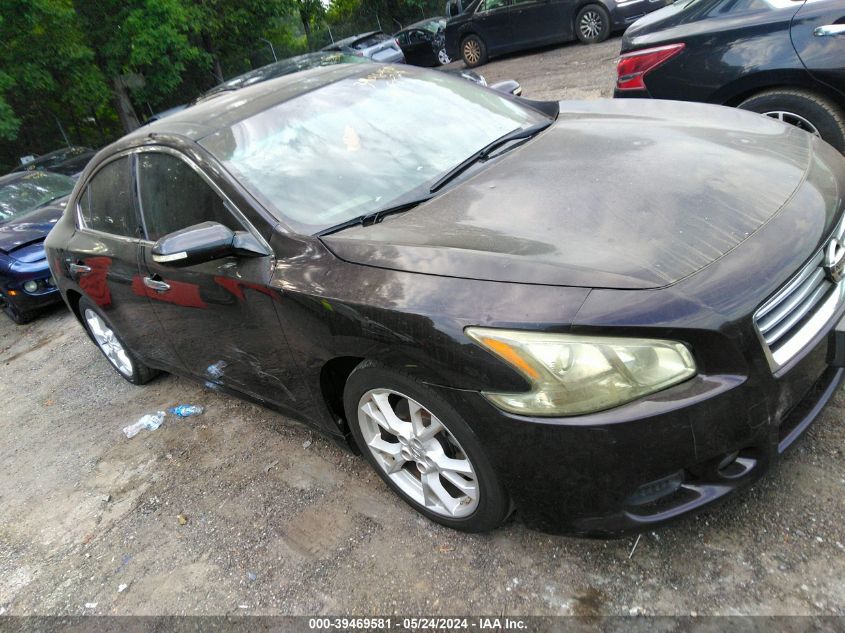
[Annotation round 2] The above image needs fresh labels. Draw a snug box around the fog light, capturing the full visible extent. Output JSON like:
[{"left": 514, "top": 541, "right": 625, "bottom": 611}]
[{"left": 23, "top": 280, "right": 38, "bottom": 293}]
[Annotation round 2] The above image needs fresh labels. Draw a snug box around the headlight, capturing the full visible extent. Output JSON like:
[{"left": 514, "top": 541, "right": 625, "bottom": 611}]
[
  {"left": 465, "top": 328, "right": 697, "bottom": 416},
  {"left": 23, "top": 280, "right": 39, "bottom": 293}
]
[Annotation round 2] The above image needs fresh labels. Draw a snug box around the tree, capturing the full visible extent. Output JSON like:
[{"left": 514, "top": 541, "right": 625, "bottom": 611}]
[
  {"left": 0, "top": 0, "right": 113, "bottom": 167},
  {"left": 75, "top": 0, "right": 213, "bottom": 131}
]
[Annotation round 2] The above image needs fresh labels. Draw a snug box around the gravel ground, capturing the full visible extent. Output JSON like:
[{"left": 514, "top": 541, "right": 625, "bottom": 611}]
[{"left": 2, "top": 38, "right": 845, "bottom": 617}]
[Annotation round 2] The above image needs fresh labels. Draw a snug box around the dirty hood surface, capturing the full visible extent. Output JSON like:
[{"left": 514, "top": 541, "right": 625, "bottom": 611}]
[
  {"left": 0, "top": 198, "right": 66, "bottom": 257},
  {"left": 322, "top": 99, "right": 816, "bottom": 289}
]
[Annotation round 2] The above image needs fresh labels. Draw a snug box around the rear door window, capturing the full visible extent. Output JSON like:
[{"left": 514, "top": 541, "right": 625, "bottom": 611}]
[{"left": 78, "top": 157, "right": 141, "bottom": 238}]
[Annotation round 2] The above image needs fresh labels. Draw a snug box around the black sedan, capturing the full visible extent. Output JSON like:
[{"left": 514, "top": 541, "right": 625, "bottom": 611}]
[
  {"left": 395, "top": 18, "right": 451, "bottom": 66},
  {"left": 46, "top": 64, "right": 845, "bottom": 535},
  {"left": 444, "top": 0, "right": 674, "bottom": 67},
  {"left": 615, "top": 0, "right": 845, "bottom": 152}
]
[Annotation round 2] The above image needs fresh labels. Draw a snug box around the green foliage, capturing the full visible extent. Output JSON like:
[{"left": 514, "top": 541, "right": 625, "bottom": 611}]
[
  {"left": 0, "top": 73, "right": 21, "bottom": 141},
  {"left": 0, "top": 0, "right": 113, "bottom": 168},
  {"left": 123, "top": 0, "right": 210, "bottom": 103},
  {"left": 0, "top": 0, "right": 448, "bottom": 170}
]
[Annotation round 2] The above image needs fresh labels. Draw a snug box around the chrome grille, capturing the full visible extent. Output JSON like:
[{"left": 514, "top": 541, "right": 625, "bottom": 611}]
[{"left": 755, "top": 219, "right": 845, "bottom": 370}]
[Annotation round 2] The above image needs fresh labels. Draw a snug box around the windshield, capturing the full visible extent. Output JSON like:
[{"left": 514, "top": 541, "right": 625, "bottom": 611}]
[
  {"left": 201, "top": 66, "right": 548, "bottom": 234},
  {"left": 0, "top": 171, "right": 74, "bottom": 221}
]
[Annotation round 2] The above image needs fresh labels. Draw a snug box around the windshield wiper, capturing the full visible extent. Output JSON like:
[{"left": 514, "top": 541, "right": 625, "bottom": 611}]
[
  {"left": 316, "top": 195, "right": 435, "bottom": 237},
  {"left": 428, "top": 119, "right": 553, "bottom": 194}
]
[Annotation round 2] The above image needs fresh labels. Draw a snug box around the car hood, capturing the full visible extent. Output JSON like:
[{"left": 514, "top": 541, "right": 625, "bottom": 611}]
[
  {"left": 0, "top": 198, "right": 67, "bottom": 258},
  {"left": 322, "top": 99, "right": 819, "bottom": 290}
]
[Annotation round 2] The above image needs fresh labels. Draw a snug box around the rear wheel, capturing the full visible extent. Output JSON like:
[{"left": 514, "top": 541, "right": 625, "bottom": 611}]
[
  {"left": 79, "top": 297, "right": 159, "bottom": 385},
  {"left": 738, "top": 89, "right": 845, "bottom": 153},
  {"left": 344, "top": 361, "right": 510, "bottom": 532},
  {"left": 575, "top": 4, "right": 610, "bottom": 44},
  {"left": 461, "top": 34, "right": 487, "bottom": 68}
]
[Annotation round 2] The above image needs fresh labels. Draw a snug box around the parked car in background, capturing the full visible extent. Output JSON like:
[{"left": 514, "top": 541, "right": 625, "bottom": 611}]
[
  {"left": 615, "top": 0, "right": 845, "bottom": 152},
  {"left": 445, "top": 0, "right": 674, "bottom": 67},
  {"left": 11, "top": 146, "right": 97, "bottom": 179},
  {"left": 47, "top": 64, "right": 845, "bottom": 535},
  {"left": 0, "top": 170, "right": 74, "bottom": 323},
  {"left": 322, "top": 31, "right": 405, "bottom": 64},
  {"left": 395, "top": 18, "right": 451, "bottom": 66}
]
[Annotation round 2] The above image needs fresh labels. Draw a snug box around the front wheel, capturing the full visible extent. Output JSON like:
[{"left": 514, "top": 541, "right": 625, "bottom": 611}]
[
  {"left": 738, "top": 89, "right": 845, "bottom": 153},
  {"left": 79, "top": 297, "right": 160, "bottom": 385},
  {"left": 461, "top": 34, "right": 487, "bottom": 68},
  {"left": 575, "top": 4, "right": 610, "bottom": 44},
  {"left": 344, "top": 361, "right": 510, "bottom": 532},
  {"left": 437, "top": 48, "right": 452, "bottom": 66}
]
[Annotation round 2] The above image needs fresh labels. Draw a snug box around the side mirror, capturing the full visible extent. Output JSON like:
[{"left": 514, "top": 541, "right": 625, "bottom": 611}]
[
  {"left": 151, "top": 221, "right": 270, "bottom": 267},
  {"left": 490, "top": 79, "right": 523, "bottom": 97}
]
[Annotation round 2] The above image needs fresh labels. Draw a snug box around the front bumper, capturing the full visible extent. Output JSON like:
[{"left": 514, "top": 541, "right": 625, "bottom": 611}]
[{"left": 430, "top": 327, "right": 844, "bottom": 536}]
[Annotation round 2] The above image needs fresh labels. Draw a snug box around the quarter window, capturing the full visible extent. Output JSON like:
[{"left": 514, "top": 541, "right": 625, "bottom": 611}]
[
  {"left": 79, "top": 157, "right": 140, "bottom": 238},
  {"left": 136, "top": 152, "right": 242, "bottom": 242}
]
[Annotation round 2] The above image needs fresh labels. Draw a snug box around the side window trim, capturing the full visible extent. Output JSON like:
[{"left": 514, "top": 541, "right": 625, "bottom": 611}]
[
  {"left": 133, "top": 146, "right": 273, "bottom": 255},
  {"left": 74, "top": 151, "right": 148, "bottom": 244}
]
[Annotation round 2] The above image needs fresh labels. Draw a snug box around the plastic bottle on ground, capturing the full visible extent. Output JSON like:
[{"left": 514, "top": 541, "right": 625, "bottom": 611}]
[
  {"left": 122, "top": 411, "right": 166, "bottom": 438},
  {"left": 168, "top": 405, "right": 204, "bottom": 418}
]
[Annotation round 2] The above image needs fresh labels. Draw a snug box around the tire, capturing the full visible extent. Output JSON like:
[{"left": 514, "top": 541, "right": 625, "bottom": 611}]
[
  {"left": 461, "top": 34, "right": 487, "bottom": 68},
  {"left": 2, "top": 300, "right": 36, "bottom": 325},
  {"left": 575, "top": 4, "right": 610, "bottom": 44},
  {"left": 437, "top": 48, "right": 451, "bottom": 66},
  {"left": 738, "top": 89, "right": 845, "bottom": 153},
  {"left": 78, "top": 296, "right": 159, "bottom": 385},
  {"left": 344, "top": 360, "right": 510, "bottom": 532}
]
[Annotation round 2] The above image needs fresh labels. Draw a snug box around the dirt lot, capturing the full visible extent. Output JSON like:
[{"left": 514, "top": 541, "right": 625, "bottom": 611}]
[{"left": 2, "top": 37, "right": 845, "bottom": 617}]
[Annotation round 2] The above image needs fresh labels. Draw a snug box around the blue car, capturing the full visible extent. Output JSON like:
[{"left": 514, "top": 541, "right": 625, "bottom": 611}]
[{"left": 0, "top": 170, "right": 75, "bottom": 324}]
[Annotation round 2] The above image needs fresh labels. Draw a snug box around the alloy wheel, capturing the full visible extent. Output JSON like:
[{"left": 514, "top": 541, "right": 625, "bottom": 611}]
[
  {"left": 84, "top": 308, "right": 134, "bottom": 377},
  {"left": 438, "top": 48, "right": 452, "bottom": 65},
  {"left": 762, "top": 110, "right": 821, "bottom": 137},
  {"left": 357, "top": 388, "right": 479, "bottom": 518},
  {"left": 579, "top": 10, "right": 603, "bottom": 40},
  {"left": 463, "top": 40, "right": 481, "bottom": 66}
]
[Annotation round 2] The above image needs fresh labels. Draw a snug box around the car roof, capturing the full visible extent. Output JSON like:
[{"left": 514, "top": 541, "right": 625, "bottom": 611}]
[
  {"left": 11, "top": 146, "right": 92, "bottom": 171},
  {"left": 200, "top": 52, "right": 358, "bottom": 98},
  {"left": 121, "top": 63, "right": 373, "bottom": 145},
  {"left": 399, "top": 17, "right": 446, "bottom": 32}
]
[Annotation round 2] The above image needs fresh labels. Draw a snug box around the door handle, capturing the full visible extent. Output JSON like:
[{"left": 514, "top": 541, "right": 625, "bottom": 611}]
[
  {"left": 814, "top": 24, "right": 845, "bottom": 37},
  {"left": 68, "top": 262, "right": 91, "bottom": 275},
  {"left": 143, "top": 276, "right": 170, "bottom": 293}
]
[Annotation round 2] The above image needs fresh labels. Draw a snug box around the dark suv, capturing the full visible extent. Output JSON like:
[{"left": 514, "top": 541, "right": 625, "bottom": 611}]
[
  {"left": 445, "top": 0, "right": 673, "bottom": 67},
  {"left": 615, "top": 0, "right": 845, "bottom": 152}
]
